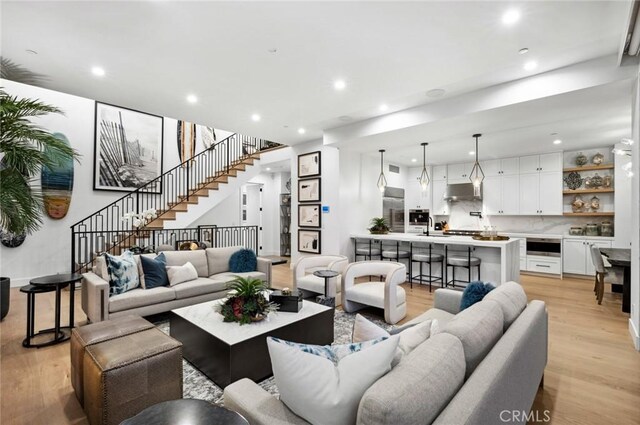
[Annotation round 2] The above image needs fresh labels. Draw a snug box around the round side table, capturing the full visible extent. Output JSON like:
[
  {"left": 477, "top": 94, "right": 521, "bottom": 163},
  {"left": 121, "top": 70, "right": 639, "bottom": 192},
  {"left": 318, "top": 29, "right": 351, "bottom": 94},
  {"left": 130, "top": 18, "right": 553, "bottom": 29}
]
[
  {"left": 120, "top": 399, "right": 249, "bottom": 425},
  {"left": 313, "top": 269, "right": 339, "bottom": 307},
  {"left": 25, "top": 272, "right": 83, "bottom": 348}
]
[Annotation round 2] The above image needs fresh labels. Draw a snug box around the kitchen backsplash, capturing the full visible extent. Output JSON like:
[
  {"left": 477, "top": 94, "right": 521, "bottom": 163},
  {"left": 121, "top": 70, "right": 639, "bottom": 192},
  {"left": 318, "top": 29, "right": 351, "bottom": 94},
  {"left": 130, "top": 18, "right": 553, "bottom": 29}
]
[{"left": 433, "top": 200, "right": 613, "bottom": 235}]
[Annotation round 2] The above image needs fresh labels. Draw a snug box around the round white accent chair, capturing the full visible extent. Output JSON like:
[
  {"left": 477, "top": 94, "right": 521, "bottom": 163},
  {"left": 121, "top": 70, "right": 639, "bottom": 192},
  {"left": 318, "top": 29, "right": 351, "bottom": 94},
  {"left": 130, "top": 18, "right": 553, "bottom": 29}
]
[
  {"left": 293, "top": 255, "right": 349, "bottom": 303},
  {"left": 341, "top": 261, "right": 407, "bottom": 325}
]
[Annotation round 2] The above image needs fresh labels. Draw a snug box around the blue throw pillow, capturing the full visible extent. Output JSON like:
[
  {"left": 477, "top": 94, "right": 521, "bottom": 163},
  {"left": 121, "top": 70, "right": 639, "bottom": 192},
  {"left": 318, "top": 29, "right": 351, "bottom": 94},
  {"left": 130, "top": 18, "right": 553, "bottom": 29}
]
[
  {"left": 229, "top": 249, "right": 257, "bottom": 273},
  {"left": 460, "top": 281, "right": 495, "bottom": 311},
  {"left": 105, "top": 250, "right": 140, "bottom": 297},
  {"left": 140, "top": 253, "right": 169, "bottom": 289}
]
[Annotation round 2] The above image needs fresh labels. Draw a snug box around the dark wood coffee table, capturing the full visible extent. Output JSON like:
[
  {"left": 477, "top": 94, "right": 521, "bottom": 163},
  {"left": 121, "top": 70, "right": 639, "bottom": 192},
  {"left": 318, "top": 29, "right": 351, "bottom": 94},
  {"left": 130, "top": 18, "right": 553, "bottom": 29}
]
[
  {"left": 120, "top": 399, "right": 248, "bottom": 425},
  {"left": 170, "top": 298, "right": 334, "bottom": 388}
]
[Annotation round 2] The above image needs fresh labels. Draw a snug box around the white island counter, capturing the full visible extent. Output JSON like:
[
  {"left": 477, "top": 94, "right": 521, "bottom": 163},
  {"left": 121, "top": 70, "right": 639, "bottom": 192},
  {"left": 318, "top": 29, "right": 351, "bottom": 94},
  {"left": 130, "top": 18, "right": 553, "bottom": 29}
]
[{"left": 350, "top": 232, "right": 520, "bottom": 285}]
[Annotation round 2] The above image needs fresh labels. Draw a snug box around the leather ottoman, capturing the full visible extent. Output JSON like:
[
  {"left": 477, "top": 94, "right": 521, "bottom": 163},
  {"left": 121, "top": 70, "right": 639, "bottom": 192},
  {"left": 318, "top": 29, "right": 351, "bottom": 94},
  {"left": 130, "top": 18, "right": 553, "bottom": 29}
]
[
  {"left": 82, "top": 327, "right": 183, "bottom": 425},
  {"left": 71, "top": 315, "right": 155, "bottom": 406}
]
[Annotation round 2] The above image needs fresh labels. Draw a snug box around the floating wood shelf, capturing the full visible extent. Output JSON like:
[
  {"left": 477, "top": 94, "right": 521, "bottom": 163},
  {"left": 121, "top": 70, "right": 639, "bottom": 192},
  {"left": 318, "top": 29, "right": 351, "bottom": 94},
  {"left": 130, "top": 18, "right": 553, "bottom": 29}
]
[
  {"left": 563, "top": 212, "right": 615, "bottom": 217},
  {"left": 563, "top": 164, "right": 614, "bottom": 172},
  {"left": 562, "top": 188, "right": 615, "bottom": 194}
]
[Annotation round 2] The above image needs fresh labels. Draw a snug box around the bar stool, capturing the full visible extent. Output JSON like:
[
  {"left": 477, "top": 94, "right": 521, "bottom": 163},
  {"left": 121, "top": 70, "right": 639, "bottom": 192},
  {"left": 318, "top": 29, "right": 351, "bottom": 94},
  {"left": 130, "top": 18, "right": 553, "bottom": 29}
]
[
  {"left": 445, "top": 246, "right": 481, "bottom": 289},
  {"left": 381, "top": 241, "right": 411, "bottom": 278},
  {"left": 354, "top": 238, "right": 382, "bottom": 261},
  {"left": 410, "top": 242, "right": 444, "bottom": 291},
  {"left": 20, "top": 284, "right": 61, "bottom": 348}
]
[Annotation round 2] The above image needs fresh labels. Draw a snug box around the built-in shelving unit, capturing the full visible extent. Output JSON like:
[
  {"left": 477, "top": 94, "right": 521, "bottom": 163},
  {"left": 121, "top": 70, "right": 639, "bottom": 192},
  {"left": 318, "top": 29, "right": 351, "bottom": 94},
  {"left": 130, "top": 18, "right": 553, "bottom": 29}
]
[
  {"left": 563, "top": 212, "right": 615, "bottom": 217},
  {"left": 563, "top": 163, "right": 614, "bottom": 172},
  {"left": 562, "top": 188, "right": 614, "bottom": 194},
  {"left": 280, "top": 193, "right": 291, "bottom": 257},
  {"left": 562, "top": 150, "right": 614, "bottom": 218}
]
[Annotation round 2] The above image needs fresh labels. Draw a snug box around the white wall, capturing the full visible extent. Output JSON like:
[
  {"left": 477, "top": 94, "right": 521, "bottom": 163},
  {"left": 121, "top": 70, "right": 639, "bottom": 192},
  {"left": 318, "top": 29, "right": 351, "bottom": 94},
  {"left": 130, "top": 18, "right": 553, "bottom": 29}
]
[
  {"left": 630, "top": 75, "right": 640, "bottom": 350},
  {"left": 0, "top": 80, "right": 233, "bottom": 286}
]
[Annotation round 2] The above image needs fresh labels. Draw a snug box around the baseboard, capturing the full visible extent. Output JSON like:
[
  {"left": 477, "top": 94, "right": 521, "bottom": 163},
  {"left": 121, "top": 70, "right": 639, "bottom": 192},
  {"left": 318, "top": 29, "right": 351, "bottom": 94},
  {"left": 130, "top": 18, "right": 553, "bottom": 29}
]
[{"left": 629, "top": 319, "right": 640, "bottom": 351}]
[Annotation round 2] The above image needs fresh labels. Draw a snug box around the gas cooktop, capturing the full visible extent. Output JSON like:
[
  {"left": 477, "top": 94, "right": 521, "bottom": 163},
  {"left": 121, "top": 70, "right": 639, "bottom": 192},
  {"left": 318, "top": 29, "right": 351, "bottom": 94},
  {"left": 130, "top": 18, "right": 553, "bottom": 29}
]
[{"left": 443, "top": 229, "right": 482, "bottom": 236}]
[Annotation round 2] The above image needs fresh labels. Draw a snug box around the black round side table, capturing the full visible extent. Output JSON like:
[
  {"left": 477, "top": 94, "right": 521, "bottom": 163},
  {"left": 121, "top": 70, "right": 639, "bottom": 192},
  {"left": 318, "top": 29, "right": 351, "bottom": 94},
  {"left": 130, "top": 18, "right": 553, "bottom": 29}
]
[
  {"left": 24, "top": 272, "right": 83, "bottom": 348},
  {"left": 313, "top": 269, "right": 339, "bottom": 307},
  {"left": 120, "top": 399, "right": 249, "bottom": 425}
]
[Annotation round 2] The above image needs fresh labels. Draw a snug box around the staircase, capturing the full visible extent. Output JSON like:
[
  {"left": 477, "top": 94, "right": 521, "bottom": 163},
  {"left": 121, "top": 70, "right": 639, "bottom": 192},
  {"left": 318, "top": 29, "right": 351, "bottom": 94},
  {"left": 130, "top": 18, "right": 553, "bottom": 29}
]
[{"left": 70, "top": 133, "right": 284, "bottom": 273}]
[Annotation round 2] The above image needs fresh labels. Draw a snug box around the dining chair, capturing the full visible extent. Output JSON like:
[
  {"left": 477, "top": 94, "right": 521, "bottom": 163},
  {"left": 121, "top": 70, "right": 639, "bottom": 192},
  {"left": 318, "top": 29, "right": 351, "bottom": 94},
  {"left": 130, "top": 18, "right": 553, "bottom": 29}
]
[{"left": 589, "top": 246, "right": 622, "bottom": 305}]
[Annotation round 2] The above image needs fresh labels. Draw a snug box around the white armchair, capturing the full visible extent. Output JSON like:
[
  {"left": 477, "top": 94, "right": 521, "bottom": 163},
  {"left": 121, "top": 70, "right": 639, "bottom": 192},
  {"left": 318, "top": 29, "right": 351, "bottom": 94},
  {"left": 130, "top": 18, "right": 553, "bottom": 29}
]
[
  {"left": 342, "top": 261, "right": 407, "bottom": 325},
  {"left": 293, "top": 255, "right": 349, "bottom": 301}
]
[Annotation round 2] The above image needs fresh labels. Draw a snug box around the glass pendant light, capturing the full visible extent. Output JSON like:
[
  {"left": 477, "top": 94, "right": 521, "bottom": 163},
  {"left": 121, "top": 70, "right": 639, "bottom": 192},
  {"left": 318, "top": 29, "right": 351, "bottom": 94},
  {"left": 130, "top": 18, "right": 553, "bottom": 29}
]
[
  {"left": 419, "top": 142, "right": 430, "bottom": 190},
  {"left": 377, "top": 149, "right": 387, "bottom": 192},
  {"left": 469, "top": 134, "right": 485, "bottom": 197}
]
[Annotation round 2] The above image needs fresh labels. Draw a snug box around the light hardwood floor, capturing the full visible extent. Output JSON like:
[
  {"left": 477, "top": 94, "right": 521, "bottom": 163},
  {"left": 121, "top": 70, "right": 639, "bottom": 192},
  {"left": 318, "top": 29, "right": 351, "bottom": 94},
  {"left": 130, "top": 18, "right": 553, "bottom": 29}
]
[{"left": 1, "top": 267, "right": 639, "bottom": 424}]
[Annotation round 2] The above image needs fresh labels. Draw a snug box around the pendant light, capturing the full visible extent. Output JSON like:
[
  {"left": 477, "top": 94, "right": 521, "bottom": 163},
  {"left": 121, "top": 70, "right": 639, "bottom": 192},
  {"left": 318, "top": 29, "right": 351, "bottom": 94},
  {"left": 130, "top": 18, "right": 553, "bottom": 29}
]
[
  {"left": 469, "top": 134, "right": 485, "bottom": 197},
  {"left": 377, "top": 149, "right": 387, "bottom": 192},
  {"left": 419, "top": 142, "right": 430, "bottom": 190}
]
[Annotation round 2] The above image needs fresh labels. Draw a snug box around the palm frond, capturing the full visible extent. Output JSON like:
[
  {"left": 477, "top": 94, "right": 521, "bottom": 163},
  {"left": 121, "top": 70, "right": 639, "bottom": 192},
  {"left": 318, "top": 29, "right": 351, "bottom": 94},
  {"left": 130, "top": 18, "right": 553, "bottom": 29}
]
[
  {"left": 0, "top": 57, "right": 47, "bottom": 85},
  {"left": 0, "top": 169, "right": 43, "bottom": 234}
]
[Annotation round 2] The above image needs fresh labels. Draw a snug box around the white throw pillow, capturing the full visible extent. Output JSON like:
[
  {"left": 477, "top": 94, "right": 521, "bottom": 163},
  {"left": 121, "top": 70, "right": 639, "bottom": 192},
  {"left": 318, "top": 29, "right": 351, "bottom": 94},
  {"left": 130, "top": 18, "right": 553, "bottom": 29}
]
[
  {"left": 166, "top": 262, "right": 198, "bottom": 286},
  {"left": 267, "top": 335, "right": 399, "bottom": 425},
  {"left": 352, "top": 314, "right": 436, "bottom": 367}
]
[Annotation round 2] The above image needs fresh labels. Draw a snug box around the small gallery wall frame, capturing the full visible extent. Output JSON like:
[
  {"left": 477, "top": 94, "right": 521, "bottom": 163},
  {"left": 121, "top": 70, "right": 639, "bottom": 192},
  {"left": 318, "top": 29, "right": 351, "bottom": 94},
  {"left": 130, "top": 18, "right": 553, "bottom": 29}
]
[
  {"left": 298, "top": 204, "right": 321, "bottom": 228},
  {"left": 298, "top": 151, "right": 321, "bottom": 178},
  {"left": 298, "top": 177, "right": 321, "bottom": 202},
  {"left": 298, "top": 229, "right": 321, "bottom": 254}
]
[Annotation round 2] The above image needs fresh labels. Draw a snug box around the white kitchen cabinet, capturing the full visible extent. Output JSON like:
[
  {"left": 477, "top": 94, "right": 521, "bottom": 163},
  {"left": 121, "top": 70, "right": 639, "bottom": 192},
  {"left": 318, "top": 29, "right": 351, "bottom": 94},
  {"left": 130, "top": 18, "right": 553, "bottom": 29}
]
[
  {"left": 447, "top": 162, "right": 474, "bottom": 184},
  {"left": 405, "top": 167, "right": 432, "bottom": 210},
  {"left": 433, "top": 165, "right": 448, "bottom": 181},
  {"left": 483, "top": 174, "right": 520, "bottom": 215},
  {"left": 432, "top": 180, "right": 449, "bottom": 215},
  {"left": 563, "top": 238, "right": 612, "bottom": 275},
  {"left": 527, "top": 256, "right": 562, "bottom": 274},
  {"left": 519, "top": 153, "right": 562, "bottom": 174},
  {"left": 482, "top": 159, "right": 501, "bottom": 177},
  {"left": 482, "top": 157, "right": 519, "bottom": 177},
  {"left": 519, "top": 171, "right": 562, "bottom": 215}
]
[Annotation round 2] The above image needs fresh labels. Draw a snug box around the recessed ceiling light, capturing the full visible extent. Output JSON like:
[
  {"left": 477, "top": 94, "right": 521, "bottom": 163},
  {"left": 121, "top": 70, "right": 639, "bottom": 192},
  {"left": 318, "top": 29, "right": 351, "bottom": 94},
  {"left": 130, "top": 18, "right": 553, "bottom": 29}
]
[
  {"left": 502, "top": 9, "right": 520, "bottom": 25},
  {"left": 469, "top": 151, "right": 475, "bottom": 155},
  {"left": 298, "top": 128, "right": 306, "bottom": 134},
  {"left": 91, "top": 66, "right": 105, "bottom": 77},
  {"left": 426, "top": 88, "right": 446, "bottom": 98},
  {"left": 266, "top": 167, "right": 271, "bottom": 171},
  {"left": 379, "top": 104, "right": 389, "bottom": 112},
  {"left": 186, "top": 94, "right": 198, "bottom": 104},
  {"left": 518, "top": 48, "right": 529, "bottom": 55},
  {"left": 333, "top": 80, "right": 346, "bottom": 90},
  {"left": 26, "top": 49, "right": 38, "bottom": 55},
  {"left": 411, "top": 158, "right": 417, "bottom": 163},
  {"left": 553, "top": 139, "right": 562, "bottom": 145},
  {"left": 251, "top": 114, "right": 261, "bottom": 122},
  {"left": 523, "top": 61, "right": 537, "bottom": 71}
]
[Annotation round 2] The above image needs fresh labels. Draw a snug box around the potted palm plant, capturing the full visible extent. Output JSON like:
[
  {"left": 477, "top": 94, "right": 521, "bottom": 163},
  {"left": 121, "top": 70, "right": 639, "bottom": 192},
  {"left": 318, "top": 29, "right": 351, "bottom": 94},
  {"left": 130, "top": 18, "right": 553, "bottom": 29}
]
[
  {"left": 0, "top": 86, "right": 80, "bottom": 320},
  {"left": 368, "top": 217, "right": 390, "bottom": 234},
  {"left": 218, "top": 276, "right": 278, "bottom": 325}
]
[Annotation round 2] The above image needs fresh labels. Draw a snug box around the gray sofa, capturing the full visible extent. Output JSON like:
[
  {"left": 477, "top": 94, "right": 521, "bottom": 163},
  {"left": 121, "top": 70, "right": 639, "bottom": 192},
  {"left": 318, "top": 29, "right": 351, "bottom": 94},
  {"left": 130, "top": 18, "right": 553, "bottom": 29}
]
[
  {"left": 223, "top": 281, "right": 548, "bottom": 425},
  {"left": 81, "top": 246, "right": 272, "bottom": 323}
]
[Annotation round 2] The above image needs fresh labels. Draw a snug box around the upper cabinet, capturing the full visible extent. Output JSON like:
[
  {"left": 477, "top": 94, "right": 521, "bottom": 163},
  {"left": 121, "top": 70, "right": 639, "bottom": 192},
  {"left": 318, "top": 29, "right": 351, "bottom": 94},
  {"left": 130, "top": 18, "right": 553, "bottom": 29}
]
[
  {"left": 432, "top": 180, "right": 449, "bottom": 215},
  {"left": 433, "top": 165, "right": 448, "bottom": 181},
  {"left": 482, "top": 158, "right": 519, "bottom": 177},
  {"left": 447, "top": 162, "right": 474, "bottom": 184},
  {"left": 519, "top": 153, "right": 562, "bottom": 174}
]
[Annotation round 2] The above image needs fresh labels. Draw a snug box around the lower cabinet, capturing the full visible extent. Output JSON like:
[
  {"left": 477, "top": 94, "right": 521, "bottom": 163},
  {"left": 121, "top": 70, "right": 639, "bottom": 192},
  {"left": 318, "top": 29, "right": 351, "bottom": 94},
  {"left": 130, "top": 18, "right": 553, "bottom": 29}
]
[
  {"left": 527, "top": 256, "right": 561, "bottom": 275},
  {"left": 562, "top": 238, "right": 612, "bottom": 275}
]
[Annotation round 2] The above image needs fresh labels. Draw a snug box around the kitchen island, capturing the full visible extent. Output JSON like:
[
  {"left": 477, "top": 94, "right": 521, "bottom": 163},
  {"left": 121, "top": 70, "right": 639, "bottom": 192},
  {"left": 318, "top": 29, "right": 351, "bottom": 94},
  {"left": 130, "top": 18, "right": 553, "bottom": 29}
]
[{"left": 350, "top": 233, "right": 520, "bottom": 285}]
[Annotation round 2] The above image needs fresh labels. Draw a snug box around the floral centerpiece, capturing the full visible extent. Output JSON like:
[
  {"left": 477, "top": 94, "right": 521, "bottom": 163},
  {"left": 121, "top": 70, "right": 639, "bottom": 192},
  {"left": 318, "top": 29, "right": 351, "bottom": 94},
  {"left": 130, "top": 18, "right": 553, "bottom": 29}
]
[
  {"left": 218, "top": 276, "right": 278, "bottom": 325},
  {"left": 368, "top": 217, "right": 390, "bottom": 234},
  {"left": 121, "top": 208, "right": 157, "bottom": 228}
]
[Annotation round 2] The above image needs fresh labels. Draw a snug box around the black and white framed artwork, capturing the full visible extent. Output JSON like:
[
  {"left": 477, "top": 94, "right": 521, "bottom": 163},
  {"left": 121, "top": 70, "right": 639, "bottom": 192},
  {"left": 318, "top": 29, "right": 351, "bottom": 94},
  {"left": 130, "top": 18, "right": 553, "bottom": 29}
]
[
  {"left": 298, "top": 177, "right": 321, "bottom": 202},
  {"left": 298, "top": 229, "right": 321, "bottom": 254},
  {"left": 93, "top": 102, "right": 164, "bottom": 193},
  {"left": 298, "top": 151, "right": 321, "bottom": 178},
  {"left": 298, "top": 204, "right": 321, "bottom": 228}
]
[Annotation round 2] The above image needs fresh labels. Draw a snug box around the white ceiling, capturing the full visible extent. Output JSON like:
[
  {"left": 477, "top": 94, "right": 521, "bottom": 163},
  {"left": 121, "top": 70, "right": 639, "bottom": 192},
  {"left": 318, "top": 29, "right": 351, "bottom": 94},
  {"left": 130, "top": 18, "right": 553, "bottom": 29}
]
[
  {"left": 341, "top": 78, "right": 634, "bottom": 166},
  {"left": 1, "top": 1, "right": 630, "bottom": 145}
]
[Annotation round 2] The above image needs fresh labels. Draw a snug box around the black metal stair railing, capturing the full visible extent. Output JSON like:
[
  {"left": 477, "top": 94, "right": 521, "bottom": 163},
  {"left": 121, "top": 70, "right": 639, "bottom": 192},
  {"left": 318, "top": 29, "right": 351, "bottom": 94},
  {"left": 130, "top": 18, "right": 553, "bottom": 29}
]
[{"left": 71, "top": 132, "right": 282, "bottom": 272}]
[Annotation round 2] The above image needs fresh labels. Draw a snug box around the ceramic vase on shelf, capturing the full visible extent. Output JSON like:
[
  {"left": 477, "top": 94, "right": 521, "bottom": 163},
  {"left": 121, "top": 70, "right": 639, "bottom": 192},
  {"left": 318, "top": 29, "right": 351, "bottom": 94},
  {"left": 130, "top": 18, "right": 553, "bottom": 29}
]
[
  {"left": 600, "top": 221, "right": 614, "bottom": 236},
  {"left": 571, "top": 195, "right": 586, "bottom": 213},
  {"left": 602, "top": 175, "right": 613, "bottom": 188},
  {"left": 590, "top": 196, "right": 600, "bottom": 212},
  {"left": 592, "top": 152, "right": 604, "bottom": 165},
  {"left": 590, "top": 173, "right": 603, "bottom": 188},
  {"left": 575, "top": 152, "right": 588, "bottom": 167}
]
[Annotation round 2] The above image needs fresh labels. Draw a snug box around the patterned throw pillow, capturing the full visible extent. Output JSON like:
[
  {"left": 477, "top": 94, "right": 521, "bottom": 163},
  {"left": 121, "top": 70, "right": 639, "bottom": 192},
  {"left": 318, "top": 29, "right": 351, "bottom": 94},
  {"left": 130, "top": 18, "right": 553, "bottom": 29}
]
[
  {"left": 269, "top": 336, "right": 387, "bottom": 365},
  {"left": 105, "top": 250, "right": 140, "bottom": 296}
]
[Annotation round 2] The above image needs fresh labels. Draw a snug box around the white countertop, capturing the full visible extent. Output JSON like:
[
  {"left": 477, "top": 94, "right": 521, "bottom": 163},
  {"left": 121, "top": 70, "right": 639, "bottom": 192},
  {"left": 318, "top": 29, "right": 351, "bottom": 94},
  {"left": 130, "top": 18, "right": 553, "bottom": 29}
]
[
  {"left": 410, "top": 230, "right": 614, "bottom": 241},
  {"left": 351, "top": 232, "right": 516, "bottom": 248}
]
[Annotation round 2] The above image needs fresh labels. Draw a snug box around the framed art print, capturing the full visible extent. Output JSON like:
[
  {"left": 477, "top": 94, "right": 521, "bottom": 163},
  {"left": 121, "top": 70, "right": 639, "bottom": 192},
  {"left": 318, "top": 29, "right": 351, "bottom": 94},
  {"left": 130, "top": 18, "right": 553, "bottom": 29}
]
[
  {"left": 298, "top": 229, "right": 321, "bottom": 254},
  {"left": 298, "top": 177, "right": 321, "bottom": 202},
  {"left": 298, "top": 204, "right": 321, "bottom": 228},
  {"left": 93, "top": 102, "right": 164, "bottom": 193},
  {"left": 298, "top": 151, "right": 321, "bottom": 178}
]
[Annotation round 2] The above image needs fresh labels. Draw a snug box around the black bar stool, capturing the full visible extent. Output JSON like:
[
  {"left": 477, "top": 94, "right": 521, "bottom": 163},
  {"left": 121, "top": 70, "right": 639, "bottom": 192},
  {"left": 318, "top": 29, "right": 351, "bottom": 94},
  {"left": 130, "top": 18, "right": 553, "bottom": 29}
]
[
  {"left": 445, "top": 246, "right": 481, "bottom": 289},
  {"left": 410, "top": 242, "right": 444, "bottom": 291},
  {"left": 354, "top": 238, "right": 382, "bottom": 261},
  {"left": 381, "top": 241, "right": 410, "bottom": 278},
  {"left": 20, "top": 284, "right": 64, "bottom": 348}
]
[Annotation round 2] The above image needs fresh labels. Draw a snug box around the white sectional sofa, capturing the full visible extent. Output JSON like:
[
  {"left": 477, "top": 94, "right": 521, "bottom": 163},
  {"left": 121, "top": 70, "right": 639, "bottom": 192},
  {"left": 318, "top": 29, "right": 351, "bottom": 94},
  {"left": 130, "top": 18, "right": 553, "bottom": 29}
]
[{"left": 81, "top": 246, "right": 272, "bottom": 323}]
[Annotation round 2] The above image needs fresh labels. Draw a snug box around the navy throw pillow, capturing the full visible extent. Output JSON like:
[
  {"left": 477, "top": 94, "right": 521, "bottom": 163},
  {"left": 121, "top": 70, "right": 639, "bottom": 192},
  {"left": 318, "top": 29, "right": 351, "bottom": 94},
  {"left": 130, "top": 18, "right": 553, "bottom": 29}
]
[
  {"left": 229, "top": 249, "right": 257, "bottom": 273},
  {"left": 140, "top": 253, "right": 169, "bottom": 289},
  {"left": 460, "top": 281, "right": 495, "bottom": 311}
]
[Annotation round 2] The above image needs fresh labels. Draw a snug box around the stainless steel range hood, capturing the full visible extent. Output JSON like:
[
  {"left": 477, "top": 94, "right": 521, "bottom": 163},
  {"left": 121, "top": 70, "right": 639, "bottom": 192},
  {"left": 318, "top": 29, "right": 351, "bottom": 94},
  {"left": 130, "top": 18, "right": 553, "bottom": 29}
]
[{"left": 444, "top": 183, "right": 482, "bottom": 201}]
